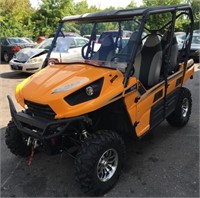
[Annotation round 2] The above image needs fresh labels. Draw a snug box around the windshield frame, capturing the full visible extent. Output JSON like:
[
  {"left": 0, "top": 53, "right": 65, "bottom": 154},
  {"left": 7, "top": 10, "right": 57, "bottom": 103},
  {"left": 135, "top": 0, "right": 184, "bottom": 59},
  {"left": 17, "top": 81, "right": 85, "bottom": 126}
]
[{"left": 42, "top": 4, "right": 194, "bottom": 87}]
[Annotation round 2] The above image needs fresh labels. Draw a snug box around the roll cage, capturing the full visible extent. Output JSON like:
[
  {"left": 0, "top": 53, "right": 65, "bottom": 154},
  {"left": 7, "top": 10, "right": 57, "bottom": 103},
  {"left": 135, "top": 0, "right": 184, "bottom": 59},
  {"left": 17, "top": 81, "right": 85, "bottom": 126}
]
[{"left": 43, "top": 4, "right": 194, "bottom": 88}]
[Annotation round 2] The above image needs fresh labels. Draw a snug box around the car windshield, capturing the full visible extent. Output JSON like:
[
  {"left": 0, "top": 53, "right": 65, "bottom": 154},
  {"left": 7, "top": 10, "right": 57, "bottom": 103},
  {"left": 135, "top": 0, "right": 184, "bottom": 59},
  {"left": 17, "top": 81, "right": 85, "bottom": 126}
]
[
  {"left": 36, "top": 38, "right": 53, "bottom": 50},
  {"left": 22, "top": 38, "right": 34, "bottom": 43},
  {"left": 7, "top": 38, "right": 29, "bottom": 44},
  {"left": 192, "top": 35, "right": 200, "bottom": 44},
  {"left": 52, "top": 18, "right": 142, "bottom": 71},
  {"left": 36, "top": 37, "right": 86, "bottom": 52}
]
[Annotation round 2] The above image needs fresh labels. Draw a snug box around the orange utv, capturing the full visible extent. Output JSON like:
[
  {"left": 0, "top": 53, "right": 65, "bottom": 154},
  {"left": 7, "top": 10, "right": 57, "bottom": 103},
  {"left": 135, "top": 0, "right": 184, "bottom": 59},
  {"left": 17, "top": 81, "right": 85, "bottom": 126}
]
[{"left": 6, "top": 4, "right": 194, "bottom": 195}]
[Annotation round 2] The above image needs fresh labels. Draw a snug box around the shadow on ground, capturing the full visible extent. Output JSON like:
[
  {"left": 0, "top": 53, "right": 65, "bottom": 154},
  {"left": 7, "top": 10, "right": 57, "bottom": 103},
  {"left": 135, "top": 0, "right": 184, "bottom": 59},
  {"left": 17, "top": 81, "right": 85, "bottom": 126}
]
[{"left": 0, "top": 71, "right": 31, "bottom": 79}]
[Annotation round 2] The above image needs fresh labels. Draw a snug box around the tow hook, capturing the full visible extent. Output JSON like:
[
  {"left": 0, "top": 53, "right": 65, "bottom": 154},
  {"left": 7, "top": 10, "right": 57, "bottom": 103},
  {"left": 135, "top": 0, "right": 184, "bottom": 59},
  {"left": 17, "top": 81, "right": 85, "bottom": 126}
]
[{"left": 27, "top": 138, "right": 38, "bottom": 166}]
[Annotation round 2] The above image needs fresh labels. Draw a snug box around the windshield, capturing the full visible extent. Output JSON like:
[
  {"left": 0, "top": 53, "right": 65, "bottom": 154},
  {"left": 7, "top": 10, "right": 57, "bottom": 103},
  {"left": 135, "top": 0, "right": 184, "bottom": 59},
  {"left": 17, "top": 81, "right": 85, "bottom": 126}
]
[
  {"left": 36, "top": 38, "right": 53, "bottom": 49},
  {"left": 192, "top": 35, "right": 200, "bottom": 44},
  {"left": 8, "top": 38, "right": 29, "bottom": 44},
  {"left": 51, "top": 18, "right": 142, "bottom": 71}
]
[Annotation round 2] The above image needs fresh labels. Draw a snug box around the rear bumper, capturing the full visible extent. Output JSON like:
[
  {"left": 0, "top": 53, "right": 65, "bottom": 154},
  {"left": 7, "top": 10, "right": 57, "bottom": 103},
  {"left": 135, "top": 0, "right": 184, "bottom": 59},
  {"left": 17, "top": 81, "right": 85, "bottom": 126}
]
[{"left": 7, "top": 95, "right": 86, "bottom": 140}]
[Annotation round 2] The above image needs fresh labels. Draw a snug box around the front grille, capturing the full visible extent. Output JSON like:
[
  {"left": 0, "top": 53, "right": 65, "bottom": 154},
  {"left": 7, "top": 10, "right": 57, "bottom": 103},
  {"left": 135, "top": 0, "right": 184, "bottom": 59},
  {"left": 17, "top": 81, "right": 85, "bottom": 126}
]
[
  {"left": 13, "top": 59, "right": 26, "bottom": 63},
  {"left": 25, "top": 100, "right": 56, "bottom": 120},
  {"left": 11, "top": 65, "right": 22, "bottom": 70}
]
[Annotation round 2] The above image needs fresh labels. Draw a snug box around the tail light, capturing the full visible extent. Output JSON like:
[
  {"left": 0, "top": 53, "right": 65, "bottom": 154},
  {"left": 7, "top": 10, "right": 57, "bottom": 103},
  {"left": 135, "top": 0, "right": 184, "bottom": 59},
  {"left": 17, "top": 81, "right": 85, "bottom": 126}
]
[{"left": 12, "top": 46, "right": 21, "bottom": 52}]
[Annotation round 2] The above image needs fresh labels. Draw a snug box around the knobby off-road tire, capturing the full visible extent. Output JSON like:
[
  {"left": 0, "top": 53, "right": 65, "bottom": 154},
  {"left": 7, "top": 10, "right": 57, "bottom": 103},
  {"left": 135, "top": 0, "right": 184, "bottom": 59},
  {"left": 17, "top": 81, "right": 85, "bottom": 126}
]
[
  {"left": 5, "top": 121, "right": 31, "bottom": 157},
  {"left": 166, "top": 87, "right": 192, "bottom": 127},
  {"left": 75, "top": 130, "right": 126, "bottom": 195}
]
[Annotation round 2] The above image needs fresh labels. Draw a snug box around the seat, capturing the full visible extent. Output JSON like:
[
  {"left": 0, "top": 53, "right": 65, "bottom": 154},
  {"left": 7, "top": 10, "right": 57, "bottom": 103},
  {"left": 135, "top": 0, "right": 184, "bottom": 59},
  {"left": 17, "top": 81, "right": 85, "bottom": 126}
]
[
  {"left": 161, "top": 31, "right": 179, "bottom": 74},
  {"left": 136, "top": 34, "right": 162, "bottom": 88},
  {"left": 91, "top": 35, "right": 115, "bottom": 61},
  {"left": 118, "top": 31, "right": 142, "bottom": 62}
]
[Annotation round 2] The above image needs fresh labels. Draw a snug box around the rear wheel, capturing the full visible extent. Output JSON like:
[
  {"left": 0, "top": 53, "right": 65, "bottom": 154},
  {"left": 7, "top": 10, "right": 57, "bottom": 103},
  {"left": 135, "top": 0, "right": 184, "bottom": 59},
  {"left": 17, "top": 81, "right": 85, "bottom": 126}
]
[
  {"left": 5, "top": 121, "right": 31, "bottom": 157},
  {"left": 3, "top": 52, "right": 10, "bottom": 62},
  {"left": 166, "top": 87, "right": 192, "bottom": 127},
  {"left": 75, "top": 130, "right": 125, "bottom": 195}
]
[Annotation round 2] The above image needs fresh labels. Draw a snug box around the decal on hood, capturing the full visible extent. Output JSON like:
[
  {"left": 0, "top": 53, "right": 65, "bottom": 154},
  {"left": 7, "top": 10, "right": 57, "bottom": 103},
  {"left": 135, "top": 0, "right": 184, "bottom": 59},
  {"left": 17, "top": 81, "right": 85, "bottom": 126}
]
[{"left": 52, "top": 77, "right": 89, "bottom": 94}]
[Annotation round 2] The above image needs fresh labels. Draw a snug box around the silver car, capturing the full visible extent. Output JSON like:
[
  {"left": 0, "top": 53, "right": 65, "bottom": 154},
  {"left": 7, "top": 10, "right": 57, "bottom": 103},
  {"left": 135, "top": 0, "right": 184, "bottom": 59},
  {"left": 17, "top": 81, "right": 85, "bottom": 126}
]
[{"left": 9, "top": 37, "right": 88, "bottom": 73}]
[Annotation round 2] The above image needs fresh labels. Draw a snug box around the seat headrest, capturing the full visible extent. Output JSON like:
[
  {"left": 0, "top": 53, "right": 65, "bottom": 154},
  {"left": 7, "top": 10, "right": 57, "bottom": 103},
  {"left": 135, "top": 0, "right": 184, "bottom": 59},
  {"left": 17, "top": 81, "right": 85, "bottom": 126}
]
[
  {"left": 127, "top": 31, "right": 142, "bottom": 55},
  {"left": 144, "top": 34, "right": 160, "bottom": 47},
  {"left": 162, "top": 31, "right": 178, "bottom": 45},
  {"left": 101, "top": 35, "right": 114, "bottom": 47},
  {"left": 129, "top": 31, "right": 139, "bottom": 42}
]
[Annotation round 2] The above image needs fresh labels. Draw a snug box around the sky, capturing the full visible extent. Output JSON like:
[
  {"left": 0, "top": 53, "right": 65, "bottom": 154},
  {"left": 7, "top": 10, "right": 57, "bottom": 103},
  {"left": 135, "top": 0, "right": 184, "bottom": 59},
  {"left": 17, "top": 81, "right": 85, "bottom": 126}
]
[{"left": 30, "top": 0, "right": 143, "bottom": 9}]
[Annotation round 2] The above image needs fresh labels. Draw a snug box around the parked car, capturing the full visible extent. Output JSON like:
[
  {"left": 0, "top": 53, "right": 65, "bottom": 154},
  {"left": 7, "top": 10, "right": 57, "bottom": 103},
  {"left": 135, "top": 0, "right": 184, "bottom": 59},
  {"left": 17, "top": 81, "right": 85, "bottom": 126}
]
[
  {"left": 83, "top": 34, "right": 91, "bottom": 39},
  {"left": 175, "top": 32, "right": 186, "bottom": 45},
  {"left": 22, "top": 37, "right": 35, "bottom": 44},
  {"left": 193, "top": 29, "right": 200, "bottom": 34},
  {"left": 83, "top": 34, "right": 100, "bottom": 42},
  {"left": 98, "top": 30, "right": 132, "bottom": 43},
  {"left": 176, "top": 32, "right": 200, "bottom": 61},
  {"left": 37, "top": 36, "right": 46, "bottom": 44},
  {"left": 0, "top": 37, "right": 35, "bottom": 62},
  {"left": 9, "top": 36, "right": 89, "bottom": 73},
  {"left": 49, "top": 32, "right": 81, "bottom": 37},
  {"left": 190, "top": 33, "right": 200, "bottom": 61}
]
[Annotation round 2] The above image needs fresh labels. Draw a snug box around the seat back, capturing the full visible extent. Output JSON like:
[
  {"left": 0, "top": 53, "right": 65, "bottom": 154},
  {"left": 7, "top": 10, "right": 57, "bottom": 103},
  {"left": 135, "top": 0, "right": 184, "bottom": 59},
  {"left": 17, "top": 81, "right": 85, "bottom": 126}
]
[
  {"left": 91, "top": 35, "right": 115, "bottom": 61},
  {"left": 161, "top": 32, "right": 178, "bottom": 74},
  {"left": 117, "top": 32, "right": 142, "bottom": 77},
  {"left": 138, "top": 34, "right": 162, "bottom": 88},
  {"left": 119, "top": 32, "right": 139, "bottom": 54}
]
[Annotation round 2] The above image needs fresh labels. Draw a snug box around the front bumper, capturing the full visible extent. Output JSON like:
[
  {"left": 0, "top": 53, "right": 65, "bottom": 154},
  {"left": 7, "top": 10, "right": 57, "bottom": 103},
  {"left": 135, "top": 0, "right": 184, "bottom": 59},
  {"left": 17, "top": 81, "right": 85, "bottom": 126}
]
[
  {"left": 9, "top": 60, "right": 42, "bottom": 73},
  {"left": 7, "top": 95, "right": 86, "bottom": 140}
]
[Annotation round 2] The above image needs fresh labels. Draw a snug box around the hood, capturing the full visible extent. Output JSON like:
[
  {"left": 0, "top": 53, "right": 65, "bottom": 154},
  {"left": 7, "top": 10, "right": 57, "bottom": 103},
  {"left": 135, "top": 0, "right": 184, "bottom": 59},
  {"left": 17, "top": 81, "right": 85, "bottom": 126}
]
[
  {"left": 16, "top": 63, "right": 126, "bottom": 118},
  {"left": 15, "top": 48, "right": 47, "bottom": 62},
  {"left": 18, "top": 63, "right": 118, "bottom": 101}
]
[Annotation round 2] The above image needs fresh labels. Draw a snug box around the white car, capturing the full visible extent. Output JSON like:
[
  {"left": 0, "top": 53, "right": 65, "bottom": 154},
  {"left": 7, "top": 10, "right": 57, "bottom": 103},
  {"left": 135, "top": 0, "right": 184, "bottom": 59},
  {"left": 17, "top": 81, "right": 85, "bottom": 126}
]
[{"left": 9, "top": 37, "right": 89, "bottom": 73}]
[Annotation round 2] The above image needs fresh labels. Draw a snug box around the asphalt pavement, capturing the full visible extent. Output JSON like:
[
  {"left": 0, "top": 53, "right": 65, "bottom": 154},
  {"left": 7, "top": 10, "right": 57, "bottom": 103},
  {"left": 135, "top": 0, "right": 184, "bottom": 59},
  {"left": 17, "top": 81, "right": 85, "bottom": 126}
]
[{"left": 0, "top": 63, "right": 199, "bottom": 197}]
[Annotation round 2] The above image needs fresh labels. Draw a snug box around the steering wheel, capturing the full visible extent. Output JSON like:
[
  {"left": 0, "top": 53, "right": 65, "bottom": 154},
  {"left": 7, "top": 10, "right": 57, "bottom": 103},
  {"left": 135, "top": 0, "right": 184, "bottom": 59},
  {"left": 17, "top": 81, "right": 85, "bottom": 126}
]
[{"left": 81, "top": 43, "right": 91, "bottom": 59}]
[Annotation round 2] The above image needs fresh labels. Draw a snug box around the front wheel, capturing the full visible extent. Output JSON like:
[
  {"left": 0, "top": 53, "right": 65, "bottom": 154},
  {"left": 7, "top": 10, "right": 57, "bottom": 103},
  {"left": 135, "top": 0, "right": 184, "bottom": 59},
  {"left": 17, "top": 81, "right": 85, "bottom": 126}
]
[
  {"left": 75, "top": 130, "right": 126, "bottom": 195},
  {"left": 166, "top": 87, "right": 192, "bottom": 127},
  {"left": 5, "top": 121, "right": 31, "bottom": 157}
]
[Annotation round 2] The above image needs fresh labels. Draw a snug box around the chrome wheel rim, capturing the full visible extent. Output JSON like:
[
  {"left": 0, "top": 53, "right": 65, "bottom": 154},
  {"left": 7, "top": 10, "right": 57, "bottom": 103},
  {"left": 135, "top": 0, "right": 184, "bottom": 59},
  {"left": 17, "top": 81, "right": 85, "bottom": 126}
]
[
  {"left": 97, "top": 148, "right": 118, "bottom": 182},
  {"left": 182, "top": 98, "right": 189, "bottom": 118}
]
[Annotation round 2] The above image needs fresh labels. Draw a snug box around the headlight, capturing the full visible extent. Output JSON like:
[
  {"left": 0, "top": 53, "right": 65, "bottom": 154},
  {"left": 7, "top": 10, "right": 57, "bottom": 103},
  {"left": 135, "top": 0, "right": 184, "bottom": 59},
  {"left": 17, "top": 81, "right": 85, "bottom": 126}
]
[
  {"left": 28, "top": 57, "right": 44, "bottom": 63},
  {"left": 85, "top": 86, "right": 94, "bottom": 96},
  {"left": 64, "top": 78, "right": 104, "bottom": 106}
]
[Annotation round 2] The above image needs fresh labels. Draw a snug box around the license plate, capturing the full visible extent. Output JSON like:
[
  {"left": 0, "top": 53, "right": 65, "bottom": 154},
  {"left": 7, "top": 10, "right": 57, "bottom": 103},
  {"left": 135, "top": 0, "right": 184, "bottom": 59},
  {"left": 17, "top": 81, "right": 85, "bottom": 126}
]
[{"left": 11, "top": 65, "right": 18, "bottom": 70}]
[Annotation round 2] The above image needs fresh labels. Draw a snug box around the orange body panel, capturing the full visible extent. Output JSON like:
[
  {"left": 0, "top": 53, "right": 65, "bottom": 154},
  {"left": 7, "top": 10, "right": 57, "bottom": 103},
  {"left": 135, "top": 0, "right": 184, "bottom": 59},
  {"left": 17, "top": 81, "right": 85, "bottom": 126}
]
[
  {"left": 16, "top": 64, "right": 125, "bottom": 118},
  {"left": 15, "top": 59, "right": 194, "bottom": 137}
]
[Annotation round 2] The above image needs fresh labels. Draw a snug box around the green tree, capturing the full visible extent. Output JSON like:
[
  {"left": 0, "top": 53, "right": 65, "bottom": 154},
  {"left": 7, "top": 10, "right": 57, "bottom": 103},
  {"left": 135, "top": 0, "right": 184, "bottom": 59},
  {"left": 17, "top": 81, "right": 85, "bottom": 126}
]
[
  {"left": 127, "top": 1, "right": 137, "bottom": 8},
  {"left": 72, "top": 0, "right": 100, "bottom": 35},
  {"left": 31, "top": 0, "right": 74, "bottom": 37},
  {"left": 187, "top": 0, "right": 200, "bottom": 29},
  {"left": 142, "top": 0, "right": 195, "bottom": 31},
  {"left": 0, "top": 0, "right": 34, "bottom": 37},
  {"left": 143, "top": 0, "right": 182, "bottom": 6}
]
